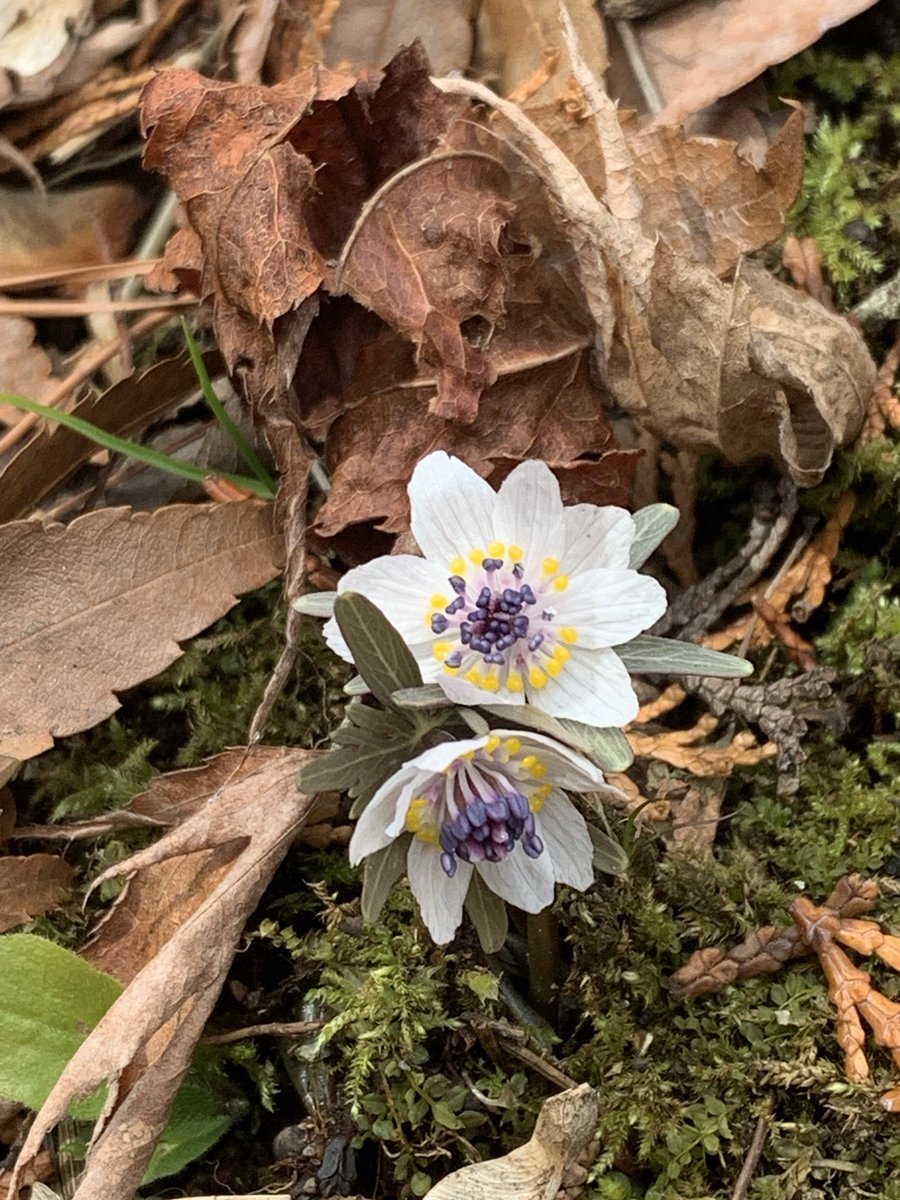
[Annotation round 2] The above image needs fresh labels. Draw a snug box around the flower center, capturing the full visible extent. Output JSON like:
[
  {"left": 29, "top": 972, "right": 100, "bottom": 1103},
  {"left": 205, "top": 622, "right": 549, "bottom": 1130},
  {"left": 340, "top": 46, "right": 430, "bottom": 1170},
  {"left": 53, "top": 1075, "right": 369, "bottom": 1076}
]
[
  {"left": 428, "top": 543, "right": 578, "bottom": 694},
  {"left": 404, "top": 736, "right": 552, "bottom": 877}
]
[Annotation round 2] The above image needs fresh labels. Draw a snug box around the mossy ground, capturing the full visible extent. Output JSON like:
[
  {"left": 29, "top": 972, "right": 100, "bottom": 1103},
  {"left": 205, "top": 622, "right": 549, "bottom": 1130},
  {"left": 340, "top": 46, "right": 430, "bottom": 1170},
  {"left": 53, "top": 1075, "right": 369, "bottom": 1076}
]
[{"left": 9, "top": 34, "right": 900, "bottom": 1200}]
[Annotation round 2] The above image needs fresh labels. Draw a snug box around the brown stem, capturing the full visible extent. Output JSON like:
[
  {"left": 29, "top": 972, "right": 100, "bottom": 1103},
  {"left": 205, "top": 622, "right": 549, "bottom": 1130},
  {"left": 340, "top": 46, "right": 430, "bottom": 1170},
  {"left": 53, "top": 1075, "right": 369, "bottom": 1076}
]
[{"left": 527, "top": 908, "right": 562, "bottom": 1023}]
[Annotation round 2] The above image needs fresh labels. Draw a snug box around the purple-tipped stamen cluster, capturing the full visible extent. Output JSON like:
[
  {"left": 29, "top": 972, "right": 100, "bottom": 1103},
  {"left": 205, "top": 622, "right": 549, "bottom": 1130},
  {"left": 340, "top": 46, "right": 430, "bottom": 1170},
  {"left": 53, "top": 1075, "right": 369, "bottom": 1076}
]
[
  {"left": 430, "top": 556, "right": 540, "bottom": 667},
  {"left": 437, "top": 789, "right": 544, "bottom": 877}
]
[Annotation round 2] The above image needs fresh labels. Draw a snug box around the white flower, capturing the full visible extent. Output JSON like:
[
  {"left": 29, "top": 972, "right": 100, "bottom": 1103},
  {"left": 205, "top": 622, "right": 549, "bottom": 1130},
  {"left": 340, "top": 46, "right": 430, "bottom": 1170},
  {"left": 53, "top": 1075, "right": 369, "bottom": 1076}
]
[
  {"left": 324, "top": 452, "right": 667, "bottom": 727},
  {"left": 350, "top": 729, "right": 607, "bottom": 944}
]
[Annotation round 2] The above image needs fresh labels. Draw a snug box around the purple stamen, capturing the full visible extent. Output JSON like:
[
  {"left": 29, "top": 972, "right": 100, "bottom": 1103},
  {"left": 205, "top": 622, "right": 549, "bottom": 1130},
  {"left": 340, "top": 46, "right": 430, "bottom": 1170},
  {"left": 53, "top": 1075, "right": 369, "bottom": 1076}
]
[
  {"left": 441, "top": 851, "right": 458, "bottom": 876},
  {"left": 486, "top": 797, "right": 509, "bottom": 821},
  {"left": 528, "top": 633, "right": 544, "bottom": 652},
  {"left": 431, "top": 613, "right": 449, "bottom": 633},
  {"left": 439, "top": 827, "right": 458, "bottom": 853},
  {"left": 445, "top": 596, "right": 465, "bottom": 615},
  {"left": 445, "top": 650, "right": 463, "bottom": 668},
  {"left": 520, "top": 584, "right": 536, "bottom": 605},
  {"left": 449, "top": 575, "right": 467, "bottom": 594},
  {"left": 508, "top": 792, "right": 529, "bottom": 820},
  {"left": 522, "top": 834, "right": 544, "bottom": 858},
  {"left": 467, "top": 798, "right": 487, "bottom": 827}
]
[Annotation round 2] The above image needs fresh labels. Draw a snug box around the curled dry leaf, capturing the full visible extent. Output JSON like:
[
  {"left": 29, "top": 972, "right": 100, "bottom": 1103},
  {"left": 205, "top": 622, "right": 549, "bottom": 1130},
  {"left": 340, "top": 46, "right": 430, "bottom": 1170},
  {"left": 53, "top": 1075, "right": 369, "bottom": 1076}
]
[
  {"left": 425, "top": 1083, "right": 598, "bottom": 1200},
  {"left": 0, "top": 854, "right": 74, "bottom": 932},
  {"left": 0, "top": 502, "right": 282, "bottom": 763},
  {"left": 862, "top": 332, "right": 900, "bottom": 443},
  {"left": 0, "top": 184, "right": 142, "bottom": 274},
  {"left": 9, "top": 747, "right": 317, "bottom": 1200}
]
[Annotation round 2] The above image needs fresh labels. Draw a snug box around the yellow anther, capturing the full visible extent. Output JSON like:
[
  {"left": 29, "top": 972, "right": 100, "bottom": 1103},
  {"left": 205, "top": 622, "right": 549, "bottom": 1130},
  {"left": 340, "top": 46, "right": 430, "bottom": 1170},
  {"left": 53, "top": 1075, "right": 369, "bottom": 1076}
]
[
  {"left": 553, "top": 574, "right": 569, "bottom": 592},
  {"left": 560, "top": 627, "right": 578, "bottom": 644},
  {"left": 546, "top": 658, "right": 562, "bottom": 677},
  {"left": 542, "top": 556, "right": 560, "bottom": 575},
  {"left": 506, "top": 671, "right": 524, "bottom": 693},
  {"left": 530, "top": 761, "right": 547, "bottom": 778},
  {"left": 553, "top": 647, "right": 571, "bottom": 665},
  {"left": 430, "top": 593, "right": 448, "bottom": 609},
  {"left": 469, "top": 548, "right": 485, "bottom": 565},
  {"left": 529, "top": 784, "right": 552, "bottom": 811},
  {"left": 489, "top": 541, "right": 505, "bottom": 558},
  {"left": 529, "top": 665, "right": 548, "bottom": 689},
  {"left": 465, "top": 667, "right": 481, "bottom": 686},
  {"left": 444, "top": 664, "right": 459, "bottom": 675},
  {"left": 509, "top": 545, "right": 523, "bottom": 562},
  {"left": 521, "top": 754, "right": 538, "bottom": 770},
  {"left": 433, "top": 642, "right": 452, "bottom": 661},
  {"left": 481, "top": 672, "right": 500, "bottom": 693},
  {"left": 461, "top": 750, "right": 475, "bottom": 761},
  {"left": 485, "top": 735, "right": 501, "bottom": 753},
  {"left": 450, "top": 556, "right": 466, "bottom": 575},
  {"left": 504, "top": 737, "right": 522, "bottom": 754}
]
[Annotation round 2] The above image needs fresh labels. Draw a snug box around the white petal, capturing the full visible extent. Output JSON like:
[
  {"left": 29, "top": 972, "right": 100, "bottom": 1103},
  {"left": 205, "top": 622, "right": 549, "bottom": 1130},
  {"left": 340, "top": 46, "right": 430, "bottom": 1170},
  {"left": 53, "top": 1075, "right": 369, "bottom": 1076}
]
[
  {"left": 529, "top": 646, "right": 639, "bottom": 727},
  {"left": 407, "top": 837, "right": 472, "bottom": 943},
  {"left": 536, "top": 796, "right": 594, "bottom": 891},
  {"left": 493, "top": 460, "right": 565, "bottom": 577},
  {"left": 478, "top": 843, "right": 555, "bottom": 913},
  {"left": 563, "top": 505, "right": 635, "bottom": 573},
  {"left": 408, "top": 452, "right": 497, "bottom": 567},
  {"left": 554, "top": 568, "right": 667, "bottom": 648},
  {"left": 349, "top": 764, "right": 422, "bottom": 862},
  {"left": 439, "top": 669, "right": 528, "bottom": 711},
  {"left": 408, "top": 735, "right": 487, "bottom": 774},
  {"left": 495, "top": 730, "right": 606, "bottom": 791},
  {"left": 324, "top": 554, "right": 451, "bottom": 663}
]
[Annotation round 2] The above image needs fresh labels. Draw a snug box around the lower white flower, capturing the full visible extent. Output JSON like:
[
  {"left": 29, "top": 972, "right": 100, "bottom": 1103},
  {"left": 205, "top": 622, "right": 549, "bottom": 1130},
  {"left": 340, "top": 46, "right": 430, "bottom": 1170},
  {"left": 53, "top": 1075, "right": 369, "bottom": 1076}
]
[
  {"left": 324, "top": 451, "right": 668, "bottom": 728},
  {"left": 349, "top": 729, "right": 609, "bottom": 944}
]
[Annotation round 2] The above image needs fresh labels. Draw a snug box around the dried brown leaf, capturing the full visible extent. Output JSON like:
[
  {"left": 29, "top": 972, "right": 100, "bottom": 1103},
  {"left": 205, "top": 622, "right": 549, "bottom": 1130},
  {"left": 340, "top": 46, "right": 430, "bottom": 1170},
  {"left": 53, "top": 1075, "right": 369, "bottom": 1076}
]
[
  {"left": 0, "top": 502, "right": 282, "bottom": 762},
  {"left": 0, "top": 184, "right": 142, "bottom": 274},
  {"left": 783, "top": 234, "right": 834, "bottom": 310},
  {"left": 0, "top": 353, "right": 219, "bottom": 523},
  {"left": 424, "top": 1084, "right": 598, "bottom": 1200},
  {"left": 0, "top": 312, "right": 53, "bottom": 428},
  {"left": 862, "top": 333, "right": 900, "bottom": 442},
  {"left": 634, "top": 0, "right": 880, "bottom": 128},
  {"left": 0, "top": 853, "right": 74, "bottom": 931},
  {"left": 9, "top": 747, "right": 316, "bottom": 1200}
]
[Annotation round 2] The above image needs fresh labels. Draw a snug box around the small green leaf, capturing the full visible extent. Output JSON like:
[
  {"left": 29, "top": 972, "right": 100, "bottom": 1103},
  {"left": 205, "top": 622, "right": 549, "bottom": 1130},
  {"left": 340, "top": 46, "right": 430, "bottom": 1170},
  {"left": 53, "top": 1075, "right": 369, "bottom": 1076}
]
[
  {"left": 361, "top": 837, "right": 410, "bottom": 922},
  {"left": 292, "top": 591, "right": 337, "bottom": 617},
  {"left": 558, "top": 719, "right": 634, "bottom": 770},
  {"left": 460, "top": 968, "right": 500, "bottom": 1003},
  {"left": 334, "top": 593, "right": 423, "bottom": 709},
  {"left": 629, "top": 504, "right": 679, "bottom": 568},
  {"left": 464, "top": 872, "right": 508, "bottom": 953},
  {"left": 588, "top": 825, "right": 629, "bottom": 876},
  {"left": 614, "top": 635, "right": 753, "bottom": 678}
]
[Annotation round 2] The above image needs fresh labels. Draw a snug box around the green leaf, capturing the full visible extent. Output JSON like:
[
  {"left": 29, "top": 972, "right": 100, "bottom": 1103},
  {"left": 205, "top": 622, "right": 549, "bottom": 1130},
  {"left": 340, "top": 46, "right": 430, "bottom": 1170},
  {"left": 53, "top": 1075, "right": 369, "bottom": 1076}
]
[
  {"left": 334, "top": 593, "right": 423, "bottom": 709},
  {"left": 0, "top": 934, "right": 121, "bottom": 1117},
  {"left": 292, "top": 591, "right": 337, "bottom": 617},
  {"left": 460, "top": 968, "right": 500, "bottom": 1003},
  {"left": 361, "top": 837, "right": 410, "bottom": 922},
  {"left": 0, "top": 391, "right": 275, "bottom": 499},
  {"left": 614, "top": 635, "right": 753, "bottom": 678},
  {"left": 464, "top": 872, "right": 508, "bottom": 954},
  {"left": 181, "top": 318, "right": 276, "bottom": 492},
  {"left": 0, "top": 935, "right": 239, "bottom": 1181},
  {"left": 558, "top": 719, "right": 634, "bottom": 771},
  {"left": 299, "top": 703, "right": 421, "bottom": 804},
  {"left": 588, "top": 825, "right": 629, "bottom": 876},
  {"left": 629, "top": 504, "right": 679, "bottom": 568}
]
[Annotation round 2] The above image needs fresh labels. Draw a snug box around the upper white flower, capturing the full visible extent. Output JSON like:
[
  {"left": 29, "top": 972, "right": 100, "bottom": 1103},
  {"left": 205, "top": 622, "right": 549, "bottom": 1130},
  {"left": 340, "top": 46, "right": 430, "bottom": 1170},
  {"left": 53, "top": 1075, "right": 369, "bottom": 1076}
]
[
  {"left": 324, "top": 452, "right": 668, "bottom": 727},
  {"left": 349, "top": 729, "right": 606, "bottom": 944}
]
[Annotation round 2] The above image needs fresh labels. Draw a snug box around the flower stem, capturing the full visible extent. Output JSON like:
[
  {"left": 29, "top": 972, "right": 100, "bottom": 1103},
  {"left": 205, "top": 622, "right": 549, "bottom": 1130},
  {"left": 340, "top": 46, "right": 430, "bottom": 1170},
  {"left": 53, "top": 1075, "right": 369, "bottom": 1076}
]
[{"left": 526, "top": 908, "right": 562, "bottom": 1022}]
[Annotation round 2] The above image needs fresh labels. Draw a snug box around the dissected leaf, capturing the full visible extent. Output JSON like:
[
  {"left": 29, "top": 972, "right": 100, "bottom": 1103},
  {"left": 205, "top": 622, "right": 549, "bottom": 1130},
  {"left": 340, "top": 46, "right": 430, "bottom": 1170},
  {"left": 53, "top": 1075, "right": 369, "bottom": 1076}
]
[
  {"left": 9, "top": 748, "right": 317, "bottom": 1200},
  {"left": 0, "top": 502, "right": 282, "bottom": 762},
  {"left": 301, "top": 702, "right": 421, "bottom": 808},
  {"left": 0, "top": 855, "right": 74, "bottom": 932}
]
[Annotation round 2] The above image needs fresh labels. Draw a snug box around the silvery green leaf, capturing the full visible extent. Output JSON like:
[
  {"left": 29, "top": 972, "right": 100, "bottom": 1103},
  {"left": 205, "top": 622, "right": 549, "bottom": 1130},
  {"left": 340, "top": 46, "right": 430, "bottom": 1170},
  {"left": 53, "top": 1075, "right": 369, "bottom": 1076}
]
[
  {"left": 334, "top": 592, "right": 423, "bottom": 709},
  {"left": 614, "top": 635, "right": 753, "bottom": 678},
  {"left": 391, "top": 684, "right": 454, "bottom": 709},
  {"left": 558, "top": 719, "right": 633, "bottom": 771},
  {"left": 301, "top": 702, "right": 420, "bottom": 805},
  {"left": 459, "top": 708, "right": 490, "bottom": 736},
  {"left": 361, "top": 836, "right": 409, "bottom": 922},
  {"left": 588, "top": 825, "right": 628, "bottom": 876},
  {"left": 344, "top": 674, "right": 369, "bottom": 696},
  {"left": 292, "top": 591, "right": 337, "bottom": 617},
  {"left": 464, "top": 872, "right": 508, "bottom": 953},
  {"left": 481, "top": 703, "right": 628, "bottom": 770},
  {"left": 629, "top": 504, "right": 679, "bottom": 568}
]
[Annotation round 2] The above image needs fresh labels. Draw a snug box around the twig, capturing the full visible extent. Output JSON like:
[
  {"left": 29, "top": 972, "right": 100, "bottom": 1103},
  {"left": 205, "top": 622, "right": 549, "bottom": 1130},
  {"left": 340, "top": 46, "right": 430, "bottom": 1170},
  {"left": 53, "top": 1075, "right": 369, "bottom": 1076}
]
[
  {"left": 730, "top": 1110, "right": 771, "bottom": 1200},
  {"left": 202, "top": 1020, "right": 325, "bottom": 1046}
]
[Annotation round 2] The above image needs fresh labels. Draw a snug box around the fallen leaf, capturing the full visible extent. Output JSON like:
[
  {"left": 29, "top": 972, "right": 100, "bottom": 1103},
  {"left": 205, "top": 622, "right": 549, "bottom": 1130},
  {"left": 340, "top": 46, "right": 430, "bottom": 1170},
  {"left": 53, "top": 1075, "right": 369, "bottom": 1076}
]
[
  {"left": 8, "top": 747, "right": 316, "bottom": 1200},
  {"left": 0, "top": 854, "right": 74, "bottom": 932},
  {"left": 320, "top": 0, "right": 474, "bottom": 75},
  {"left": 425, "top": 1083, "right": 598, "bottom": 1200},
  {"left": 0, "top": 312, "right": 53, "bottom": 427},
  {"left": 633, "top": 0, "right": 881, "bottom": 128},
  {"left": 628, "top": 715, "right": 777, "bottom": 778},
  {"left": 0, "top": 352, "right": 221, "bottom": 523},
  {"left": 0, "top": 0, "right": 91, "bottom": 109},
  {"left": 474, "top": 0, "right": 607, "bottom": 99},
  {"left": 0, "top": 501, "right": 283, "bottom": 762},
  {"left": 862, "top": 332, "right": 900, "bottom": 442},
  {"left": 783, "top": 234, "right": 834, "bottom": 310},
  {"left": 0, "top": 183, "right": 142, "bottom": 273}
]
